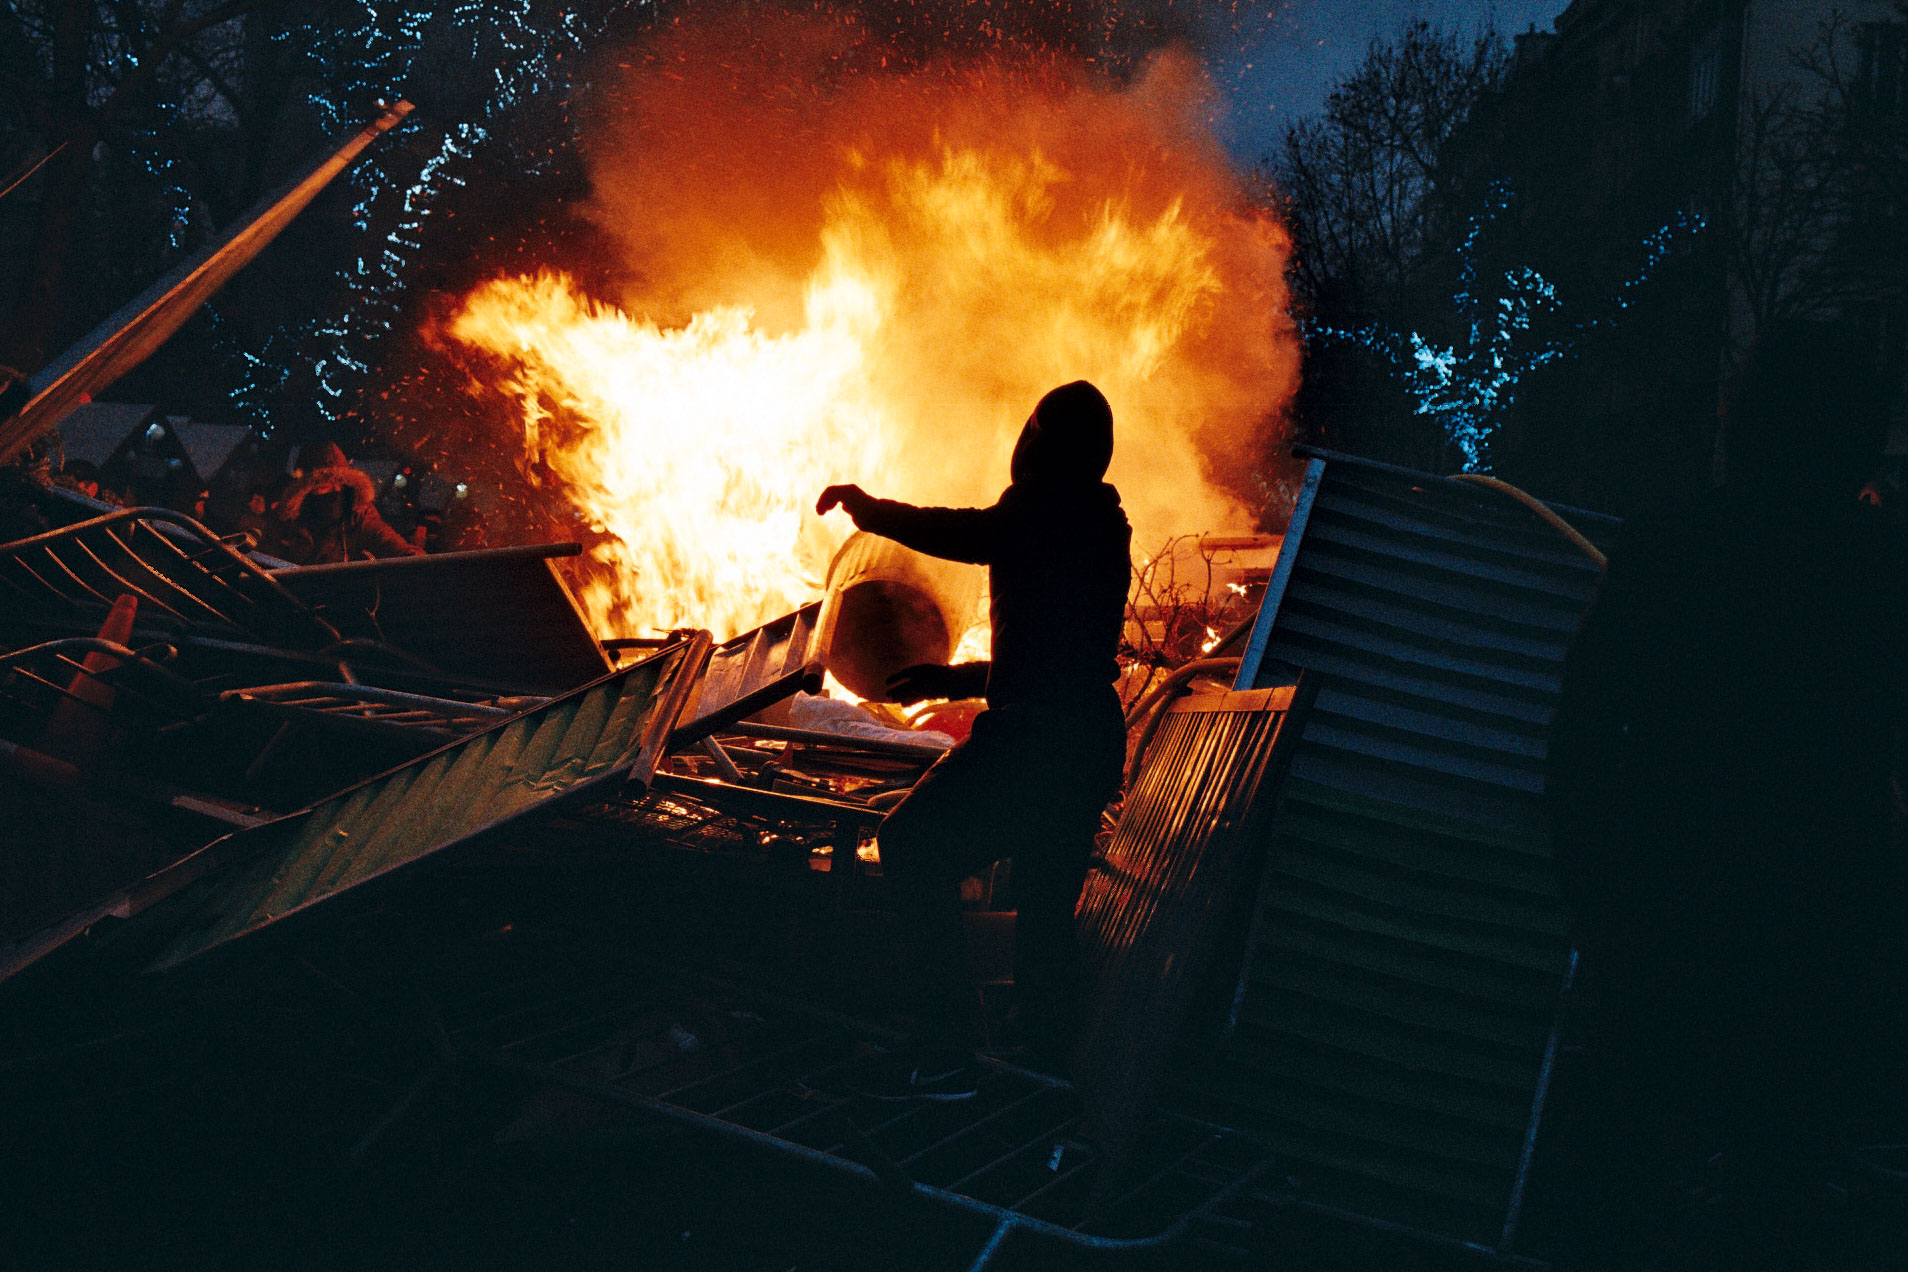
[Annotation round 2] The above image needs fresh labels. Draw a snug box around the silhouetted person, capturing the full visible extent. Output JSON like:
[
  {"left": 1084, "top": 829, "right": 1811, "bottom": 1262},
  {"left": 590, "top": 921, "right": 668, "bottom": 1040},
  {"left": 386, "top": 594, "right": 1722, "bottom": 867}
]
[
  {"left": 817, "top": 381, "right": 1131, "bottom": 1096},
  {"left": 1548, "top": 322, "right": 1908, "bottom": 1267},
  {"left": 234, "top": 490, "right": 274, "bottom": 552},
  {"left": 275, "top": 442, "right": 421, "bottom": 564},
  {"left": 58, "top": 459, "right": 102, "bottom": 500},
  {"left": 0, "top": 363, "right": 27, "bottom": 422}
]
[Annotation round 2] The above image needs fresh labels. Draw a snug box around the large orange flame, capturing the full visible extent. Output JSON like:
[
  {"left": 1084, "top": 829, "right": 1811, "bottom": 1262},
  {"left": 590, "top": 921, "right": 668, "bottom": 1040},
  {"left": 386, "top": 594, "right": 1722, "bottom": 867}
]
[{"left": 442, "top": 14, "right": 1299, "bottom": 641}]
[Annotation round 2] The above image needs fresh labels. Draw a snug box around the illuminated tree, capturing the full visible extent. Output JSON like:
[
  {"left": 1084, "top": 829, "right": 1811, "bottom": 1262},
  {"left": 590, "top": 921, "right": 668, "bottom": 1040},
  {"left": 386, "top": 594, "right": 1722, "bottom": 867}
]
[
  {"left": 223, "top": 0, "right": 637, "bottom": 437},
  {"left": 1313, "top": 184, "right": 1701, "bottom": 473}
]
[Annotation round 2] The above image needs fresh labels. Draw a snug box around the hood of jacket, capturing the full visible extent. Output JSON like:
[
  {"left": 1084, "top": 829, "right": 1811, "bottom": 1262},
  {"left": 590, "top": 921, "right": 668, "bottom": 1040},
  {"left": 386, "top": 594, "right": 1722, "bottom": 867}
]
[{"left": 278, "top": 463, "right": 377, "bottom": 521}]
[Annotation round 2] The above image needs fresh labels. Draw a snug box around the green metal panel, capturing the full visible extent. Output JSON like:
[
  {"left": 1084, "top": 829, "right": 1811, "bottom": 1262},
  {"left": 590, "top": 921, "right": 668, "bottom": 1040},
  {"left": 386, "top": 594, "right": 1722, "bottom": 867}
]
[
  {"left": 147, "top": 635, "right": 709, "bottom": 972},
  {"left": 668, "top": 601, "right": 823, "bottom": 748}
]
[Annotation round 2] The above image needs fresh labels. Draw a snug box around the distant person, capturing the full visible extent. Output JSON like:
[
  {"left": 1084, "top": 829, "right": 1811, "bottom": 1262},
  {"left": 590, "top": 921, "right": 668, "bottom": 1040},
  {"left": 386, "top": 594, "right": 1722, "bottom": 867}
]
[
  {"left": 412, "top": 506, "right": 442, "bottom": 554},
  {"left": 0, "top": 368, "right": 53, "bottom": 542},
  {"left": 274, "top": 442, "right": 421, "bottom": 564},
  {"left": 1548, "top": 322, "right": 1908, "bottom": 1266},
  {"left": 817, "top": 380, "right": 1132, "bottom": 1097},
  {"left": 0, "top": 460, "right": 50, "bottom": 543},
  {"left": 0, "top": 364, "right": 27, "bottom": 422},
  {"left": 58, "top": 460, "right": 103, "bottom": 501},
  {"left": 233, "top": 490, "right": 274, "bottom": 552}
]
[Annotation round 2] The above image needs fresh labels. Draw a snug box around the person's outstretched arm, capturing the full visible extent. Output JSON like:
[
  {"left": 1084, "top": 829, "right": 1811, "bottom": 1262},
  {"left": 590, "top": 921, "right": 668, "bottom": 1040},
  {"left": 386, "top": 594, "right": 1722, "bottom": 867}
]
[{"left": 816, "top": 483, "right": 1005, "bottom": 565}]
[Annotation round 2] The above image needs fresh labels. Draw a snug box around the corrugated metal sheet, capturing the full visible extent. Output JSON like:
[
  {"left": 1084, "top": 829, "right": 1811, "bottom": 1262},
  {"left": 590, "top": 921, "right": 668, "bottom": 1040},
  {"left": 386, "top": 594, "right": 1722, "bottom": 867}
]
[
  {"left": 1073, "top": 684, "right": 1308, "bottom": 1152},
  {"left": 1187, "top": 448, "right": 1616, "bottom": 1249},
  {"left": 0, "top": 507, "right": 329, "bottom": 646},
  {"left": 271, "top": 544, "right": 611, "bottom": 695},
  {"left": 669, "top": 602, "right": 822, "bottom": 748},
  {"left": 146, "top": 634, "right": 710, "bottom": 972}
]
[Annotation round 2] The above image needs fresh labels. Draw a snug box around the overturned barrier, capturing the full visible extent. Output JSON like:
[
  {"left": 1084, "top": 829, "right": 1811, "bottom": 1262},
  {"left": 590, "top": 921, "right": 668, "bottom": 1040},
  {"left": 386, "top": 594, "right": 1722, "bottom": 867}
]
[
  {"left": 667, "top": 601, "right": 824, "bottom": 750},
  {"left": 1176, "top": 446, "right": 1615, "bottom": 1252},
  {"left": 139, "top": 634, "right": 709, "bottom": 973},
  {"left": 0, "top": 507, "right": 331, "bottom": 648},
  {"left": 1073, "top": 682, "right": 1312, "bottom": 1159},
  {"left": 269, "top": 543, "right": 612, "bottom": 696}
]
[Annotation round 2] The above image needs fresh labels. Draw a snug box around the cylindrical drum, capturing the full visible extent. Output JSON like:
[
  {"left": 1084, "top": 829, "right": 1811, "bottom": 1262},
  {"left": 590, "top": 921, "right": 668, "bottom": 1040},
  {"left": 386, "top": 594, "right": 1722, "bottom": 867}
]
[{"left": 816, "top": 531, "right": 985, "bottom": 700}]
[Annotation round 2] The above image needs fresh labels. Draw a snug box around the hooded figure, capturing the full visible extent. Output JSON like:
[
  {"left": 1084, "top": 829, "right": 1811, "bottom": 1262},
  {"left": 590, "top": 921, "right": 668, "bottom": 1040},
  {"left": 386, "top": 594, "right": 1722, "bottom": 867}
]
[
  {"left": 275, "top": 442, "right": 422, "bottom": 564},
  {"left": 1548, "top": 323, "right": 1908, "bottom": 1263},
  {"left": 817, "top": 380, "right": 1132, "bottom": 1096}
]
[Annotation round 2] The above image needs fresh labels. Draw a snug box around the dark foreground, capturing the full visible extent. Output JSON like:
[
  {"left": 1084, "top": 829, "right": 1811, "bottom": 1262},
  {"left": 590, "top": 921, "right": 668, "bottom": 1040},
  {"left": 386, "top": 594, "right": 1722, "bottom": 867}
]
[{"left": 2, "top": 815, "right": 1545, "bottom": 1272}]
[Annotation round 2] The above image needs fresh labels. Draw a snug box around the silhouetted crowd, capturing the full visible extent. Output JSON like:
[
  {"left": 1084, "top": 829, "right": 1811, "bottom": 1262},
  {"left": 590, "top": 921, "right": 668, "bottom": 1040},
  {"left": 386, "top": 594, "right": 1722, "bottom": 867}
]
[{"left": 35, "top": 438, "right": 490, "bottom": 564}]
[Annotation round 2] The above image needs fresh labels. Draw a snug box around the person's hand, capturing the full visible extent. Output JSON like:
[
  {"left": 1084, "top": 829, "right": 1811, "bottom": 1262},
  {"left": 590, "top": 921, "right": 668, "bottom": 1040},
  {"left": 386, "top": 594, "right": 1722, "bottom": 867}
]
[
  {"left": 885, "top": 663, "right": 961, "bottom": 704},
  {"left": 816, "top": 483, "right": 874, "bottom": 523},
  {"left": 885, "top": 662, "right": 988, "bottom": 704}
]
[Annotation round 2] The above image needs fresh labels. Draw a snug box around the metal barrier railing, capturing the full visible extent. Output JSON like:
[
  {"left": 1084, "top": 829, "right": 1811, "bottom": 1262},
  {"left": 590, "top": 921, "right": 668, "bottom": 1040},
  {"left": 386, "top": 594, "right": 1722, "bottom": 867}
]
[{"left": 0, "top": 507, "right": 336, "bottom": 645}]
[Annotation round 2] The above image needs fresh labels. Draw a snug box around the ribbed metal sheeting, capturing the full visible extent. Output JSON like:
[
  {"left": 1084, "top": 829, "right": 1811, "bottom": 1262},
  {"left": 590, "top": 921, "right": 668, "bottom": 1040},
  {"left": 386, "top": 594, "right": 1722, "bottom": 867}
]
[
  {"left": 147, "top": 636, "right": 709, "bottom": 972},
  {"left": 669, "top": 602, "right": 823, "bottom": 748},
  {"left": 0, "top": 507, "right": 324, "bottom": 646},
  {"left": 1203, "top": 449, "right": 1617, "bottom": 1249},
  {"left": 1073, "top": 685, "right": 1306, "bottom": 1154}
]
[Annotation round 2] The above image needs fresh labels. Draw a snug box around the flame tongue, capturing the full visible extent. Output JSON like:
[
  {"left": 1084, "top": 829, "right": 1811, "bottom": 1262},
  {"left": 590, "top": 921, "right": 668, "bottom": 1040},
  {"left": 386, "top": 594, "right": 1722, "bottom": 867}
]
[
  {"left": 442, "top": 40, "right": 1299, "bottom": 643},
  {"left": 452, "top": 276, "right": 877, "bottom": 638}
]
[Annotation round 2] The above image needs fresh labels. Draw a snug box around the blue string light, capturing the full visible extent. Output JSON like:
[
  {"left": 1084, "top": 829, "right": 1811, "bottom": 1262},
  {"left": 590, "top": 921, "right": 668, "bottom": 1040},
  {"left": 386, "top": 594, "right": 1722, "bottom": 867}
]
[
  {"left": 225, "top": 0, "right": 649, "bottom": 436},
  {"left": 1312, "top": 182, "right": 1704, "bottom": 472}
]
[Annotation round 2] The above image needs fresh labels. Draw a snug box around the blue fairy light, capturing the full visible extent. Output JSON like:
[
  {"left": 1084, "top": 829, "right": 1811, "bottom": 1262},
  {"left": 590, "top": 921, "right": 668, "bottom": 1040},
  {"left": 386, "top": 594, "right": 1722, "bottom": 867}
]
[
  {"left": 1312, "top": 182, "right": 1703, "bottom": 472},
  {"left": 225, "top": 0, "right": 652, "bottom": 430}
]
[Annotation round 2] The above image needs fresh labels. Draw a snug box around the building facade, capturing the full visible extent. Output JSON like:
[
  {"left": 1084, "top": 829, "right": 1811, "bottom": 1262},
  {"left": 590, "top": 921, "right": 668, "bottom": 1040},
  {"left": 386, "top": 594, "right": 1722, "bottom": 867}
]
[{"left": 1537, "top": 0, "right": 1908, "bottom": 457}]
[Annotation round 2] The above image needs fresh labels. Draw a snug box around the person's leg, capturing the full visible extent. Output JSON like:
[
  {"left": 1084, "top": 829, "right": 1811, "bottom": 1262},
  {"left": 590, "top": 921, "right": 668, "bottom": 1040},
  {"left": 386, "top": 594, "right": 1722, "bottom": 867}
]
[
  {"left": 1002, "top": 707, "right": 1124, "bottom": 1074},
  {"left": 1007, "top": 836, "right": 1092, "bottom": 1072},
  {"left": 876, "top": 741, "right": 1014, "bottom": 1062}
]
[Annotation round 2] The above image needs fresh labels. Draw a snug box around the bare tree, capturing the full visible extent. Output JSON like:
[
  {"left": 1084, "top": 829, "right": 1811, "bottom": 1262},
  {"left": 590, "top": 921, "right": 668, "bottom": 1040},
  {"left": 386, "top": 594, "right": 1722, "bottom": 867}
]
[
  {"left": 1728, "top": 11, "right": 1908, "bottom": 348},
  {"left": 0, "top": 0, "right": 265, "bottom": 371},
  {"left": 1278, "top": 19, "right": 1509, "bottom": 326},
  {"left": 1120, "top": 532, "right": 1260, "bottom": 701}
]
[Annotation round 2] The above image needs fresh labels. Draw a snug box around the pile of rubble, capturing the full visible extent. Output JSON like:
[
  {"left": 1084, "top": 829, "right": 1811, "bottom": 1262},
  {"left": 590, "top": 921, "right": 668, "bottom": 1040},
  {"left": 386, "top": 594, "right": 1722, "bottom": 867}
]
[{"left": 0, "top": 448, "right": 1650, "bottom": 1271}]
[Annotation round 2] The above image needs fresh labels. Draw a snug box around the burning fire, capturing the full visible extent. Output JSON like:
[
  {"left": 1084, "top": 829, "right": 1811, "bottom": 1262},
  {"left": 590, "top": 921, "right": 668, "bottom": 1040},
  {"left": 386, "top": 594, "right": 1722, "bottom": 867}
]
[{"left": 442, "top": 14, "right": 1299, "bottom": 641}]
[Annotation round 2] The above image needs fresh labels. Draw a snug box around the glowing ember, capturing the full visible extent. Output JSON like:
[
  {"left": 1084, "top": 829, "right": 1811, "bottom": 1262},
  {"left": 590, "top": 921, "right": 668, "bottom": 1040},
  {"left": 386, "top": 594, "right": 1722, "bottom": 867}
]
[{"left": 441, "top": 17, "right": 1299, "bottom": 642}]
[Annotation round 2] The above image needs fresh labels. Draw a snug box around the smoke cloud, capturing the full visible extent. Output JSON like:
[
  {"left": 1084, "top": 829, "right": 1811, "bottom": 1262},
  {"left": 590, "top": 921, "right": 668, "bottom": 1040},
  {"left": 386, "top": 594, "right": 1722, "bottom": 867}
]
[{"left": 572, "top": 4, "right": 1299, "bottom": 539}]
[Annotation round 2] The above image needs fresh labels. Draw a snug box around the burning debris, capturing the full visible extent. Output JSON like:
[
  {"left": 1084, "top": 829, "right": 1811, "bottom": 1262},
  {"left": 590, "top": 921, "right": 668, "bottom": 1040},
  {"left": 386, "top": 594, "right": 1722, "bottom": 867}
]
[
  {"left": 9, "top": 10, "right": 1824, "bottom": 1269},
  {"left": 0, "top": 435, "right": 1645, "bottom": 1267},
  {"left": 424, "top": 11, "right": 1299, "bottom": 642},
  {"left": 0, "top": 50, "right": 1300, "bottom": 1247}
]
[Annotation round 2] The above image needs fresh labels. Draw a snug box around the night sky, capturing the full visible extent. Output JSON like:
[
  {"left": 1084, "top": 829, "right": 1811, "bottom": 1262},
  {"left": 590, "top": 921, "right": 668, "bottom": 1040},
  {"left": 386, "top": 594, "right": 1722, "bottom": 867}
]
[{"left": 1203, "top": 0, "right": 1569, "bottom": 164}]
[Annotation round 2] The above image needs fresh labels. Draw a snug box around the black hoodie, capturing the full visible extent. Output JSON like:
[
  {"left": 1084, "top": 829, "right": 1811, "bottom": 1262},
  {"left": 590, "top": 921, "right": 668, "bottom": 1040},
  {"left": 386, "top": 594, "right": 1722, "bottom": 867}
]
[{"left": 856, "top": 480, "right": 1131, "bottom": 710}]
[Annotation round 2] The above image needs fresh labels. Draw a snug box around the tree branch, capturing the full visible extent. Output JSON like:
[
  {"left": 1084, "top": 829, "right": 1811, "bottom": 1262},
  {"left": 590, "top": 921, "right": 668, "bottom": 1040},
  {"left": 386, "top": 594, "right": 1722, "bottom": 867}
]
[{"left": 98, "top": 0, "right": 261, "bottom": 127}]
